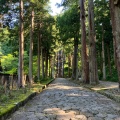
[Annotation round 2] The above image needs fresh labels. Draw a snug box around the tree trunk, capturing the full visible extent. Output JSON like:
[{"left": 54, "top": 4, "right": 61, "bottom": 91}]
[
  {"left": 41, "top": 48, "right": 45, "bottom": 78},
  {"left": 29, "top": 10, "right": 34, "bottom": 85},
  {"left": 88, "top": 0, "right": 99, "bottom": 84},
  {"left": 57, "top": 51, "right": 59, "bottom": 77},
  {"left": 62, "top": 51, "right": 64, "bottom": 77},
  {"left": 68, "top": 54, "right": 71, "bottom": 77},
  {"left": 56, "top": 52, "right": 58, "bottom": 77},
  {"left": 109, "top": 0, "right": 117, "bottom": 67},
  {"left": 58, "top": 50, "right": 62, "bottom": 77},
  {"left": 48, "top": 55, "right": 52, "bottom": 77},
  {"left": 107, "top": 43, "right": 112, "bottom": 75},
  {"left": 71, "top": 37, "right": 78, "bottom": 80},
  {"left": 98, "top": 47, "right": 102, "bottom": 77},
  {"left": 110, "top": 0, "right": 120, "bottom": 90},
  {"left": 18, "top": 0, "right": 24, "bottom": 88},
  {"left": 52, "top": 55, "right": 55, "bottom": 78},
  {"left": 80, "top": 0, "right": 89, "bottom": 83},
  {"left": 37, "top": 25, "right": 41, "bottom": 81},
  {"left": 114, "top": 2, "right": 120, "bottom": 90},
  {"left": 102, "top": 25, "right": 106, "bottom": 80},
  {"left": 45, "top": 50, "right": 48, "bottom": 77}
]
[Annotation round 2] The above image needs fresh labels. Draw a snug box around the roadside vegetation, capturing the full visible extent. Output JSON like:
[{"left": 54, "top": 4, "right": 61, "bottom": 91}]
[{"left": 0, "top": 77, "right": 53, "bottom": 117}]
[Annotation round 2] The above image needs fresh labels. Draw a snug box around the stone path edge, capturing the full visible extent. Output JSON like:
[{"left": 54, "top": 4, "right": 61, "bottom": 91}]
[
  {"left": 83, "top": 84, "right": 120, "bottom": 103},
  {"left": 0, "top": 79, "right": 54, "bottom": 120},
  {"left": 69, "top": 79, "right": 120, "bottom": 104},
  {"left": 97, "top": 90, "right": 120, "bottom": 103}
]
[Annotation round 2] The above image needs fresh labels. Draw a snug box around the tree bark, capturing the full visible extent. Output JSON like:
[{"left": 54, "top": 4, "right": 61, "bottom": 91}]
[
  {"left": 41, "top": 48, "right": 45, "bottom": 78},
  {"left": 68, "top": 54, "right": 71, "bottom": 77},
  {"left": 45, "top": 50, "right": 48, "bottom": 77},
  {"left": 99, "top": 49, "right": 102, "bottom": 76},
  {"left": 37, "top": 25, "right": 41, "bottom": 81},
  {"left": 56, "top": 52, "right": 58, "bottom": 77},
  {"left": 18, "top": 0, "right": 24, "bottom": 88},
  {"left": 102, "top": 25, "right": 106, "bottom": 80},
  {"left": 109, "top": 0, "right": 117, "bottom": 67},
  {"left": 114, "top": 2, "right": 120, "bottom": 90},
  {"left": 57, "top": 51, "right": 59, "bottom": 77},
  {"left": 80, "top": 0, "right": 89, "bottom": 83},
  {"left": 52, "top": 54, "right": 55, "bottom": 78},
  {"left": 29, "top": 10, "right": 34, "bottom": 85},
  {"left": 58, "top": 50, "right": 62, "bottom": 77},
  {"left": 110, "top": 0, "right": 120, "bottom": 90},
  {"left": 106, "top": 43, "right": 112, "bottom": 75},
  {"left": 62, "top": 51, "right": 64, "bottom": 77},
  {"left": 71, "top": 37, "right": 78, "bottom": 80},
  {"left": 49, "top": 55, "right": 51, "bottom": 77},
  {"left": 88, "top": 0, "right": 99, "bottom": 84}
]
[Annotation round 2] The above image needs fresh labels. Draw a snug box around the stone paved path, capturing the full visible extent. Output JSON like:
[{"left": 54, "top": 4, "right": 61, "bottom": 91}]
[{"left": 7, "top": 78, "right": 120, "bottom": 120}]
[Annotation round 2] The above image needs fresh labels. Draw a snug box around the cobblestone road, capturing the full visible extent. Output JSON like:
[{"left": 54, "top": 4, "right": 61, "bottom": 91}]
[{"left": 7, "top": 78, "right": 120, "bottom": 120}]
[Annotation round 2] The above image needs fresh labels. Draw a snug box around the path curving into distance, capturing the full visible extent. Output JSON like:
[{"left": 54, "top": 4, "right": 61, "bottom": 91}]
[{"left": 7, "top": 78, "right": 120, "bottom": 120}]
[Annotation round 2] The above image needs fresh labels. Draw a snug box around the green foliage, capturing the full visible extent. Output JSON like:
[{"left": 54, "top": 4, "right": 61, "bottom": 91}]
[
  {"left": 0, "top": 78, "right": 53, "bottom": 116},
  {"left": 0, "top": 0, "right": 118, "bottom": 85},
  {"left": 0, "top": 85, "right": 4, "bottom": 93},
  {"left": 106, "top": 66, "right": 118, "bottom": 82},
  {"left": 0, "top": 51, "right": 30, "bottom": 75},
  {"left": 94, "top": 0, "right": 115, "bottom": 81},
  {"left": 1, "top": 54, "right": 18, "bottom": 74},
  {"left": 34, "top": 76, "right": 39, "bottom": 83},
  {"left": 56, "top": 5, "right": 80, "bottom": 44},
  {"left": 98, "top": 66, "right": 118, "bottom": 82},
  {"left": 57, "top": 0, "right": 78, "bottom": 7},
  {"left": 64, "top": 66, "right": 72, "bottom": 77},
  {"left": 24, "top": 51, "right": 29, "bottom": 74},
  {"left": 40, "top": 77, "right": 53, "bottom": 85},
  {"left": 0, "top": 94, "right": 9, "bottom": 103},
  {"left": 0, "top": 0, "right": 56, "bottom": 79},
  {"left": 41, "top": 15, "right": 55, "bottom": 53},
  {"left": 95, "top": 0, "right": 112, "bottom": 44},
  {"left": 0, "top": 0, "right": 9, "bottom": 13},
  {"left": 34, "top": 76, "right": 53, "bottom": 85}
]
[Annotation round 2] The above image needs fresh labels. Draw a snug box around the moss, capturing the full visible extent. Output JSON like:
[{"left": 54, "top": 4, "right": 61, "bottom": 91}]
[
  {"left": 0, "top": 104, "right": 14, "bottom": 116},
  {"left": 0, "top": 91, "right": 32, "bottom": 116},
  {"left": 40, "top": 78, "right": 53, "bottom": 85},
  {"left": 0, "top": 78, "right": 53, "bottom": 117}
]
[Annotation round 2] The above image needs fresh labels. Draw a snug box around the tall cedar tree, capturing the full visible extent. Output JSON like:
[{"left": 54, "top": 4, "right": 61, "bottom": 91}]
[
  {"left": 80, "top": 0, "right": 89, "bottom": 83},
  {"left": 110, "top": 0, "right": 120, "bottom": 90},
  {"left": 18, "top": 0, "right": 24, "bottom": 87},
  {"left": 29, "top": 10, "right": 34, "bottom": 86},
  {"left": 88, "top": 0, "right": 99, "bottom": 84}
]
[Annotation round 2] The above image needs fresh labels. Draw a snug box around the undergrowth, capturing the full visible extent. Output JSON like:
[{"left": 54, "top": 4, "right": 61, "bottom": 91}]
[{"left": 0, "top": 78, "right": 53, "bottom": 116}]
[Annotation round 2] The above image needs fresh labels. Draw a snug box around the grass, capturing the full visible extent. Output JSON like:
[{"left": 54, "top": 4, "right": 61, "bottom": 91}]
[
  {"left": 40, "top": 77, "right": 53, "bottom": 85},
  {"left": 0, "top": 78, "right": 53, "bottom": 117}
]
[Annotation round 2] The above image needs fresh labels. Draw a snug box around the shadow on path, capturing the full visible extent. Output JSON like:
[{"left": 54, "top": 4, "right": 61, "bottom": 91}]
[{"left": 7, "top": 78, "right": 120, "bottom": 120}]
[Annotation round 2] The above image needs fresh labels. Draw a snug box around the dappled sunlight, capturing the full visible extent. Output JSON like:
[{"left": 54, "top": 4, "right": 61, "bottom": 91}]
[
  {"left": 1, "top": 0, "right": 120, "bottom": 119},
  {"left": 5, "top": 78, "right": 120, "bottom": 120},
  {"left": 91, "top": 81, "right": 118, "bottom": 91},
  {"left": 43, "top": 107, "right": 79, "bottom": 119},
  {"left": 66, "top": 93, "right": 90, "bottom": 97},
  {"left": 48, "top": 83, "right": 83, "bottom": 91}
]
